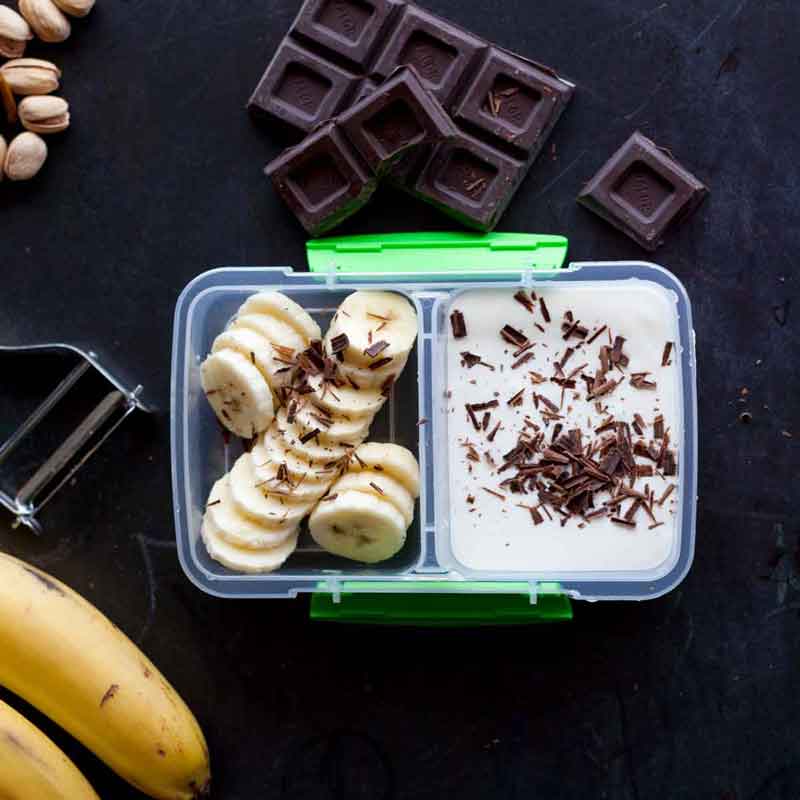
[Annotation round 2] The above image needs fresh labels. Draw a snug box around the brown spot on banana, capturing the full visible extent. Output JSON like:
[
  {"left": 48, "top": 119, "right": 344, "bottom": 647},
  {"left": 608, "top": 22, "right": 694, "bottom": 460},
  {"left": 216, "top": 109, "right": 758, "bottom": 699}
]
[
  {"left": 22, "top": 566, "right": 65, "bottom": 595},
  {"left": 100, "top": 684, "right": 119, "bottom": 707}
]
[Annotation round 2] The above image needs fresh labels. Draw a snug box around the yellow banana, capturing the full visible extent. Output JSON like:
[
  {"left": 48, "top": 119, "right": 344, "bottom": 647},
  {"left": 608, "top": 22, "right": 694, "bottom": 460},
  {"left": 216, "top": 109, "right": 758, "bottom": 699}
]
[
  {"left": 0, "top": 552, "right": 210, "bottom": 799},
  {"left": 0, "top": 697, "right": 99, "bottom": 800}
]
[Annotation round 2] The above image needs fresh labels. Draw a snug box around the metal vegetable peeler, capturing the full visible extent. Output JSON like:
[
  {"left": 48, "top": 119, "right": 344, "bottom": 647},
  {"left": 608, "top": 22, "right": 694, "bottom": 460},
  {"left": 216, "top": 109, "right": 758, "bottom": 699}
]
[{"left": 0, "top": 342, "right": 150, "bottom": 534}]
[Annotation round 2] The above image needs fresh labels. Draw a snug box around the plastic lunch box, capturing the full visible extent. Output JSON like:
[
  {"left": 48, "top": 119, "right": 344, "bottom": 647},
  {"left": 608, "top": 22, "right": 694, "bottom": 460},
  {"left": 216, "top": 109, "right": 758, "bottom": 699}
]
[{"left": 171, "top": 233, "right": 697, "bottom": 622}]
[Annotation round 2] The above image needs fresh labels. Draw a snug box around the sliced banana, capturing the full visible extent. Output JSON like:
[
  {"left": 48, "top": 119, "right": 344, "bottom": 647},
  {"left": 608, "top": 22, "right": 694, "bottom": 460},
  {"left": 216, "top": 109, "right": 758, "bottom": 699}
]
[
  {"left": 239, "top": 291, "right": 321, "bottom": 343},
  {"left": 200, "top": 349, "right": 274, "bottom": 438},
  {"left": 326, "top": 290, "right": 418, "bottom": 368},
  {"left": 256, "top": 427, "right": 344, "bottom": 480},
  {"left": 211, "top": 328, "right": 294, "bottom": 399},
  {"left": 336, "top": 353, "right": 408, "bottom": 391},
  {"left": 250, "top": 451, "right": 331, "bottom": 504},
  {"left": 350, "top": 442, "right": 420, "bottom": 497},
  {"left": 292, "top": 401, "right": 373, "bottom": 445},
  {"left": 205, "top": 476, "right": 296, "bottom": 549},
  {"left": 309, "top": 490, "right": 407, "bottom": 563},
  {"left": 328, "top": 471, "right": 415, "bottom": 527},
  {"left": 202, "top": 516, "right": 298, "bottom": 573},
  {"left": 232, "top": 313, "right": 306, "bottom": 357},
  {"left": 275, "top": 407, "right": 355, "bottom": 462},
  {"left": 228, "top": 452, "right": 314, "bottom": 528},
  {"left": 306, "top": 373, "right": 386, "bottom": 419}
]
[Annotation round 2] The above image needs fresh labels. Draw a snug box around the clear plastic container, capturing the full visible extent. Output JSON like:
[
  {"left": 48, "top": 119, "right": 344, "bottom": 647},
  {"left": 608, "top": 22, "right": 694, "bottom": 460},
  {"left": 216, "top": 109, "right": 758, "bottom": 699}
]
[{"left": 171, "top": 261, "right": 697, "bottom": 602}]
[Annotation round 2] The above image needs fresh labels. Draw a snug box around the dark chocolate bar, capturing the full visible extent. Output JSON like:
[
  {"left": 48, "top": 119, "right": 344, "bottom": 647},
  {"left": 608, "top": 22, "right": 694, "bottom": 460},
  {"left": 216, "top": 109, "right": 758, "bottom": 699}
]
[
  {"left": 577, "top": 131, "right": 708, "bottom": 251},
  {"left": 265, "top": 66, "right": 454, "bottom": 234},
  {"left": 249, "top": 0, "right": 574, "bottom": 231},
  {"left": 266, "top": 122, "right": 377, "bottom": 236}
]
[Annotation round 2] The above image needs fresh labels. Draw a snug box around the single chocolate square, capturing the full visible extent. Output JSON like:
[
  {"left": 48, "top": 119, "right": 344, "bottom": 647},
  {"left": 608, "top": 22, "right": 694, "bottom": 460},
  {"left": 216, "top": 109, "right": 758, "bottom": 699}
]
[
  {"left": 370, "top": 5, "right": 486, "bottom": 107},
  {"left": 452, "top": 47, "right": 574, "bottom": 154},
  {"left": 266, "top": 122, "right": 377, "bottom": 236},
  {"left": 411, "top": 133, "right": 525, "bottom": 230},
  {"left": 338, "top": 66, "right": 456, "bottom": 172},
  {"left": 247, "top": 40, "right": 357, "bottom": 132},
  {"left": 292, "top": 0, "right": 400, "bottom": 70},
  {"left": 577, "top": 131, "right": 708, "bottom": 251}
]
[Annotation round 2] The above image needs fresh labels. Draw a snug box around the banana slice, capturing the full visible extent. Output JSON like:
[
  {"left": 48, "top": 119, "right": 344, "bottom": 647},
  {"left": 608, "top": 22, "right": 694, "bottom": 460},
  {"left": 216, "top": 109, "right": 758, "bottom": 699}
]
[
  {"left": 200, "top": 349, "right": 274, "bottom": 438},
  {"left": 228, "top": 452, "right": 314, "bottom": 528},
  {"left": 326, "top": 290, "right": 418, "bottom": 368},
  {"left": 239, "top": 291, "right": 321, "bottom": 343},
  {"left": 255, "top": 427, "right": 345, "bottom": 481},
  {"left": 275, "top": 407, "right": 356, "bottom": 461},
  {"left": 350, "top": 442, "right": 420, "bottom": 497},
  {"left": 232, "top": 313, "right": 307, "bottom": 357},
  {"left": 250, "top": 450, "right": 331, "bottom": 504},
  {"left": 307, "top": 373, "right": 386, "bottom": 419},
  {"left": 205, "top": 476, "right": 297, "bottom": 549},
  {"left": 336, "top": 353, "right": 408, "bottom": 391},
  {"left": 211, "top": 328, "right": 294, "bottom": 399},
  {"left": 328, "top": 471, "right": 415, "bottom": 527},
  {"left": 309, "top": 490, "right": 407, "bottom": 563},
  {"left": 202, "top": 516, "right": 298, "bottom": 573},
  {"left": 293, "top": 401, "right": 373, "bottom": 444}
]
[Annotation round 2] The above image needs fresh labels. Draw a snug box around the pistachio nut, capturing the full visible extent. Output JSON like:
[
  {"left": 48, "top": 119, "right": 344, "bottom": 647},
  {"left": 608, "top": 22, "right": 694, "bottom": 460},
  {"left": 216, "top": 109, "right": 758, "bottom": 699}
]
[
  {"left": 0, "top": 58, "right": 61, "bottom": 96},
  {"left": 52, "top": 0, "right": 96, "bottom": 18},
  {"left": 18, "top": 95, "right": 70, "bottom": 134},
  {"left": 0, "top": 6, "right": 33, "bottom": 59},
  {"left": 19, "top": 0, "right": 71, "bottom": 44},
  {"left": 4, "top": 132, "right": 48, "bottom": 181},
  {"left": 0, "top": 136, "right": 6, "bottom": 182}
]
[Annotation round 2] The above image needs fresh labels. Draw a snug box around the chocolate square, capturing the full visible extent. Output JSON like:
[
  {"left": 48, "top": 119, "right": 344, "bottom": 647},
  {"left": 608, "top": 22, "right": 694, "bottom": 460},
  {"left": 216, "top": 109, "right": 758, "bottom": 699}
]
[
  {"left": 370, "top": 5, "right": 486, "bottom": 107},
  {"left": 577, "top": 131, "right": 708, "bottom": 251},
  {"left": 265, "top": 122, "right": 377, "bottom": 235},
  {"left": 453, "top": 48, "right": 574, "bottom": 153},
  {"left": 338, "top": 67, "right": 456, "bottom": 172},
  {"left": 292, "top": 0, "right": 400, "bottom": 70},
  {"left": 412, "top": 133, "right": 524, "bottom": 230},
  {"left": 247, "top": 41, "right": 357, "bottom": 132}
]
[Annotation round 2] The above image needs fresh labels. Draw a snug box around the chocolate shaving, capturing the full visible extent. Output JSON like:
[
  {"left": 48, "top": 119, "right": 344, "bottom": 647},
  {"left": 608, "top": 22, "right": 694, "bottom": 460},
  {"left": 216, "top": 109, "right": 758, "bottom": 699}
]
[
  {"left": 657, "top": 484, "right": 675, "bottom": 506},
  {"left": 299, "top": 428, "right": 320, "bottom": 444},
  {"left": 610, "top": 516, "right": 636, "bottom": 528},
  {"left": 611, "top": 336, "right": 626, "bottom": 364},
  {"left": 369, "top": 481, "right": 385, "bottom": 495},
  {"left": 630, "top": 373, "right": 657, "bottom": 390},
  {"left": 653, "top": 414, "right": 665, "bottom": 439},
  {"left": 539, "top": 297, "right": 551, "bottom": 322},
  {"left": 450, "top": 310, "right": 467, "bottom": 339},
  {"left": 586, "top": 325, "right": 607, "bottom": 344},
  {"left": 329, "top": 333, "right": 349, "bottom": 354},
  {"left": 536, "top": 393, "right": 560, "bottom": 413},
  {"left": 562, "top": 319, "right": 582, "bottom": 340},
  {"left": 460, "top": 351, "right": 494, "bottom": 370},
  {"left": 364, "top": 340, "right": 389, "bottom": 358},
  {"left": 487, "top": 421, "right": 502, "bottom": 442},
  {"left": 500, "top": 325, "right": 529, "bottom": 348},
  {"left": 529, "top": 371, "right": 547, "bottom": 384},
  {"left": 482, "top": 487, "right": 506, "bottom": 501},
  {"left": 466, "top": 404, "right": 481, "bottom": 431},
  {"left": 512, "top": 352, "right": 534, "bottom": 369},
  {"left": 648, "top": 522, "right": 664, "bottom": 530},
  {"left": 320, "top": 493, "right": 338, "bottom": 502},
  {"left": 661, "top": 341, "right": 673, "bottom": 366},
  {"left": 368, "top": 357, "right": 393, "bottom": 370},
  {"left": 469, "top": 400, "right": 499, "bottom": 412},
  {"left": 482, "top": 411, "right": 491, "bottom": 431},
  {"left": 508, "top": 388, "right": 525, "bottom": 407},
  {"left": 513, "top": 290, "right": 535, "bottom": 313},
  {"left": 558, "top": 347, "right": 575, "bottom": 369}
]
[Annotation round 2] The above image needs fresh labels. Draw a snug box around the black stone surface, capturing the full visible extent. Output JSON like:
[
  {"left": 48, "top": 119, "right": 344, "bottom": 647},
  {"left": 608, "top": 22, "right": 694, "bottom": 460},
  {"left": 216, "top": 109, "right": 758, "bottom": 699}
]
[{"left": 1, "top": 1, "right": 799, "bottom": 798}]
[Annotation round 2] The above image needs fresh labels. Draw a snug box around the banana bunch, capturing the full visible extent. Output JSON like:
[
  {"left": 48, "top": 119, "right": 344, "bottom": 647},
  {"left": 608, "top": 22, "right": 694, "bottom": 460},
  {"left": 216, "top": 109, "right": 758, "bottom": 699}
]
[
  {"left": 201, "top": 289, "right": 421, "bottom": 570},
  {"left": 201, "top": 291, "right": 321, "bottom": 438},
  {"left": 0, "top": 552, "right": 211, "bottom": 799}
]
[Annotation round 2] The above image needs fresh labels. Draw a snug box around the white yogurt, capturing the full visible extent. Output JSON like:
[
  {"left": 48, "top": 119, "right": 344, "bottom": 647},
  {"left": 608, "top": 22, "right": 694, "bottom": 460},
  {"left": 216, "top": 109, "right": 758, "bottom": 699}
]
[{"left": 445, "top": 282, "right": 682, "bottom": 575}]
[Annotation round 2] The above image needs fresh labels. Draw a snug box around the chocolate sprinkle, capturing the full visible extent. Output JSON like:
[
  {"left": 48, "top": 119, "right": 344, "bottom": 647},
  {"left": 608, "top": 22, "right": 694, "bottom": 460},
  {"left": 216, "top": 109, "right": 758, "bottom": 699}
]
[
  {"left": 450, "top": 310, "right": 467, "bottom": 339},
  {"left": 368, "top": 356, "right": 393, "bottom": 370},
  {"left": 661, "top": 341, "right": 673, "bottom": 366},
  {"left": 539, "top": 297, "right": 551, "bottom": 322}
]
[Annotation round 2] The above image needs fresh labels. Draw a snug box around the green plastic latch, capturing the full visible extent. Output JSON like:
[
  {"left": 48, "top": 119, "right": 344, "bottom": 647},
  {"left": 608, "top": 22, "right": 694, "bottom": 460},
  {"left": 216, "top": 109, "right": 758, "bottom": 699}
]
[
  {"left": 306, "top": 231, "right": 568, "bottom": 274},
  {"left": 310, "top": 582, "right": 572, "bottom": 626}
]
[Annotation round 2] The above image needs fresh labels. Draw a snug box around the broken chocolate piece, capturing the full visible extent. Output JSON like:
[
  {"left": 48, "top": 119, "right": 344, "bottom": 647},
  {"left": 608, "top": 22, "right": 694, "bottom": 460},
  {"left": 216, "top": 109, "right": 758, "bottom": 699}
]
[
  {"left": 514, "top": 290, "right": 535, "bottom": 313},
  {"left": 500, "top": 325, "right": 529, "bottom": 348},
  {"left": 577, "top": 130, "right": 708, "bottom": 251},
  {"left": 450, "top": 309, "right": 467, "bottom": 339},
  {"left": 364, "top": 340, "right": 390, "bottom": 358}
]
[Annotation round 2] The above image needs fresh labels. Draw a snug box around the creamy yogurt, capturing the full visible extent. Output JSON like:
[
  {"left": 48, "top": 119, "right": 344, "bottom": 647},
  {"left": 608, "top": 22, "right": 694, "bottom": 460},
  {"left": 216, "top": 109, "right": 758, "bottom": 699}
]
[{"left": 445, "top": 282, "right": 682, "bottom": 575}]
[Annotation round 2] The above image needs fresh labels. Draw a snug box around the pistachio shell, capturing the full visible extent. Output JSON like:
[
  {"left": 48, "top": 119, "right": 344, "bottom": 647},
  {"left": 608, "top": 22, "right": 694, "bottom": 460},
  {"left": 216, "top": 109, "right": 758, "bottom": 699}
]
[
  {"left": 18, "top": 95, "right": 70, "bottom": 134},
  {"left": 0, "top": 6, "right": 33, "bottom": 58},
  {"left": 19, "top": 0, "right": 71, "bottom": 44},
  {"left": 4, "top": 132, "right": 48, "bottom": 181},
  {"left": 0, "top": 58, "right": 61, "bottom": 95},
  {"left": 52, "top": 0, "right": 95, "bottom": 18}
]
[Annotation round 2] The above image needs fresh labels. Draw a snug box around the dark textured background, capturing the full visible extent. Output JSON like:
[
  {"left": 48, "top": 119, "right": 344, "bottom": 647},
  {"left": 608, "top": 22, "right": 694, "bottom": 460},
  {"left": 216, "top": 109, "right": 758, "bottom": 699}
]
[{"left": 1, "top": 0, "right": 799, "bottom": 797}]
